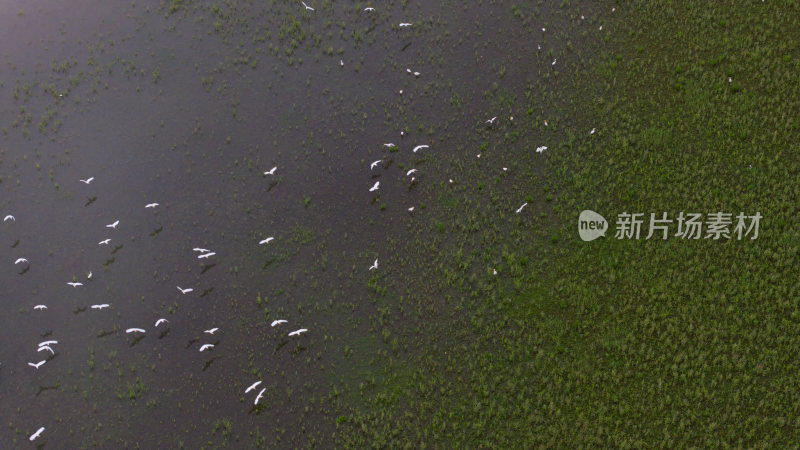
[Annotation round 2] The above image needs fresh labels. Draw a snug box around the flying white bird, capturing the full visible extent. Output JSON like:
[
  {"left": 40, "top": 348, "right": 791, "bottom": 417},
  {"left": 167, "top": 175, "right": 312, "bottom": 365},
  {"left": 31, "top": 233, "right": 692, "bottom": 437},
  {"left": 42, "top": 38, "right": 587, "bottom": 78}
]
[
  {"left": 198, "top": 252, "right": 216, "bottom": 259},
  {"left": 106, "top": 220, "right": 119, "bottom": 229},
  {"left": 264, "top": 166, "right": 277, "bottom": 175},
  {"left": 91, "top": 304, "right": 110, "bottom": 310},
  {"left": 516, "top": 203, "right": 528, "bottom": 214},
  {"left": 383, "top": 143, "right": 396, "bottom": 148},
  {"left": 29, "top": 427, "right": 45, "bottom": 441},
  {"left": 254, "top": 387, "right": 266, "bottom": 405},
  {"left": 126, "top": 328, "right": 145, "bottom": 334},
  {"left": 288, "top": 328, "right": 308, "bottom": 337},
  {"left": 369, "top": 181, "right": 380, "bottom": 192},
  {"left": 28, "top": 360, "right": 46, "bottom": 369},
  {"left": 39, "top": 340, "right": 57, "bottom": 347},
  {"left": 590, "top": 128, "right": 596, "bottom": 135},
  {"left": 99, "top": 239, "right": 111, "bottom": 245},
  {"left": 408, "top": 206, "right": 415, "bottom": 212},
  {"left": 67, "top": 282, "right": 83, "bottom": 287},
  {"left": 87, "top": 271, "right": 92, "bottom": 279},
  {"left": 199, "top": 344, "right": 215, "bottom": 352},
  {"left": 38, "top": 346, "right": 54, "bottom": 355},
  {"left": 193, "top": 248, "right": 210, "bottom": 253},
  {"left": 14, "top": 258, "right": 27, "bottom": 264},
  {"left": 406, "top": 169, "right": 418, "bottom": 176},
  {"left": 340, "top": 59, "right": 344, "bottom": 67},
  {"left": 204, "top": 328, "right": 219, "bottom": 335},
  {"left": 80, "top": 177, "right": 94, "bottom": 184},
  {"left": 364, "top": 7, "right": 375, "bottom": 11},
  {"left": 259, "top": 237, "right": 275, "bottom": 245},
  {"left": 536, "top": 146, "right": 547, "bottom": 153},
  {"left": 369, "top": 259, "right": 378, "bottom": 271},
  {"left": 552, "top": 58, "right": 557, "bottom": 66},
  {"left": 4, "top": 215, "right": 14, "bottom": 222},
  {"left": 370, "top": 160, "right": 382, "bottom": 170},
  {"left": 145, "top": 203, "right": 159, "bottom": 208},
  {"left": 177, "top": 286, "right": 193, "bottom": 294},
  {"left": 33, "top": 305, "right": 47, "bottom": 310},
  {"left": 399, "top": 23, "right": 412, "bottom": 27},
  {"left": 245, "top": 381, "right": 262, "bottom": 393},
  {"left": 412, "top": 145, "right": 429, "bottom": 153},
  {"left": 271, "top": 319, "right": 288, "bottom": 327},
  {"left": 486, "top": 117, "right": 497, "bottom": 124},
  {"left": 155, "top": 318, "right": 168, "bottom": 327},
  {"left": 301, "top": 1, "right": 314, "bottom": 11}
]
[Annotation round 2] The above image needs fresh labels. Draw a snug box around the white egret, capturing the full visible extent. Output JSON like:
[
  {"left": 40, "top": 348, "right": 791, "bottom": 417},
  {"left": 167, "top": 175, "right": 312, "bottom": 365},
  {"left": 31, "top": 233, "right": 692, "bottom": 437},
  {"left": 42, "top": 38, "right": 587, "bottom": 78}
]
[
  {"left": 80, "top": 177, "right": 94, "bottom": 184},
  {"left": 106, "top": 220, "right": 119, "bottom": 229},
  {"left": 177, "top": 286, "right": 193, "bottom": 294},
  {"left": 29, "top": 427, "right": 45, "bottom": 441},
  {"left": 87, "top": 271, "right": 92, "bottom": 279},
  {"left": 369, "top": 181, "right": 380, "bottom": 192},
  {"left": 33, "top": 305, "right": 47, "bottom": 310},
  {"left": 503, "top": 167, "right": 508, "bottom": 171},
  {"left": 598, "top": 25, "right": 603, "bottom": 30},
  {"left": 271, "top": 319, "right": 288, "bottom": 327},
  {"left": 552, "top": 58, "right": 557, "bottom": 66},
  {"left": 369, "top": 259, "right": 378, "bottom": 271},
  {"left": 493, "top": 268, "right": 498, "bottom": 275},
  {"left": 199, "top": 344, "right": 215, "bottom": 352},
  {"left": 145, "top": 203, "right": 159, "bottom": 208},
  {"left": 14, "top": 258, "right": 27, "bottom": 264},
  {"left": 399, "top": 23, "right": 412, "bottom": 27},
  {"left": 264, "top": 166, "right": 277, "bottom": 175},
  {"left": 590, "top": 128, "right": 596, "bottom": 135},
  {"left": 126, "top": 328, "right": 145, "bottom": 334},
  {"left": 259, "top": 237, "right": 274, "bottom": 245},
  {"left": 28, "top": 360, "right": 46, "bottom": 369},
  {"left": 254, "top": 387, "right": 266, "bottom": 405},
  {"left": 198, "top": 252, "right": 216, "bottom": 259},
  {"left": 364, "top": 7, "right": 375, "bottom": 11},
  {"left": 486, "top": 117, "right": 497, "bottom": 124},
  {"left": 370, "top": 160, "right": 382, "bottom": 170},
  {"left": 728, "top": 77, "right": 732, "bottom": 83},
  {"left": 204, "top": 328, "right": 219, "bottom": 335},
  {"left": 406, "top": 169, "right": 418, "bottom": 176},
  {"left": 91, "top": 304, "right": 110, "bottom": 310},
  {"left": 155, "top": 318, "right": 169, "bottom": 327},
  {"left": 516, "top": 203, "right": 528, "bottom": 214},
  {"left": 245, "top": 381, "right": 262, "bottom": 393},
  {"left": 39, "top": 340, "right": 57, "bottom": 347},
  {"left": 408, "top": 206, "right": 415, "bottom": 212},
  {"left": 288, "top": 328, "right": 308, "bottom": 337},
  {"left": 193, "top": 248, "right": 210, "bottom": 253},
  {"left": 67, "top": 282, "right": 83, "bottom": 287},
  {"left": 412, "top": 145, "right": 429, "bottom": 153},
  {"left": 4, "top": 215, "right": 14, "bottom": 222},
  {"left": 38, "top": 346, "right": 54, "bottom": 355},
  {"left": 383, "top": 143, "right": 396, "bottom": 148},
  {"left": 302, "top": 1, "right": 314, "bottom": 10},
  {"left": 340, "top": 59, "right": 344, "bottom": 66},
  {"left": 536, "top": 146, "right": 547, "bottom": 153},
  {"left": 544, "top": 120, "right": 548, "bottom": 126},
  {"left": 99, "top": 239, "right": 111, "bottom": 245}
]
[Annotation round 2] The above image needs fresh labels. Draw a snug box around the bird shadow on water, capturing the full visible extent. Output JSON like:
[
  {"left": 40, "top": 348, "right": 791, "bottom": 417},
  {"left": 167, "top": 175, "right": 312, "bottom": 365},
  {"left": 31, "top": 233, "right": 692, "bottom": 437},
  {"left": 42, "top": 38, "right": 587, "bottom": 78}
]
[
  {"left": 185, "top": 337, "right": 199, "bottom": 349},
  {"left": 10, "top": 239, "right": 19, "bottom": 248},
  {"left": 150, "top": 226, "right": 163, "bottom": 237},
  {"left": 72, "top": 306, "right": 87, "bottom": 315},
  {"left": 199, "top": 287, "right": 214, "bottom": 297},
  {"left": 111, "top": 245, "right": 124, "bottom": 255},
  {"left": 129, "top": 335, "right": 145, "bottom": 347},
  {"left": 35, "top": 440, "right": 46, "bottom": 449},
  {"left": 103, "top": 257, "right": 115, "bottom": 267},
  {"left": 18, "top": 266, "right": 30, "bottom": 275},
  {"left": 202, "top": 356, "right": 221, "bottom": 372},
  {"left": 85, "top": 196, "right": 97, "bottom": 207},
  {"left": 200, "top": 263, "right": 216, "bottom": 274},
  {"left": 97, "top": 330, "right": 115, "bottom": 339},
  {"left": 35, "top": 384, "right": 59, "bottom": 397},
  {"left": 40, "top": 330, "right": 52, "bottom": 338},
  {"left": 158, "top": 328, "right": 170, "bottom": 339},
  {"left": 266, "top": 181, "right": 279, "bottom": 192},
  {"left": 248, "top": 403, "right": 268, "bottom": 415}
]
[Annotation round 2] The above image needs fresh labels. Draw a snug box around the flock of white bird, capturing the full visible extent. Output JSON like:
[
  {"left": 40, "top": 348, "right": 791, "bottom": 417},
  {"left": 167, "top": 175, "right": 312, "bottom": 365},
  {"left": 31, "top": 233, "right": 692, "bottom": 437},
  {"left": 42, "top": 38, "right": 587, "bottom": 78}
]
[{"left": 3, "top": 1, "right": 612, "bottom": 442}]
